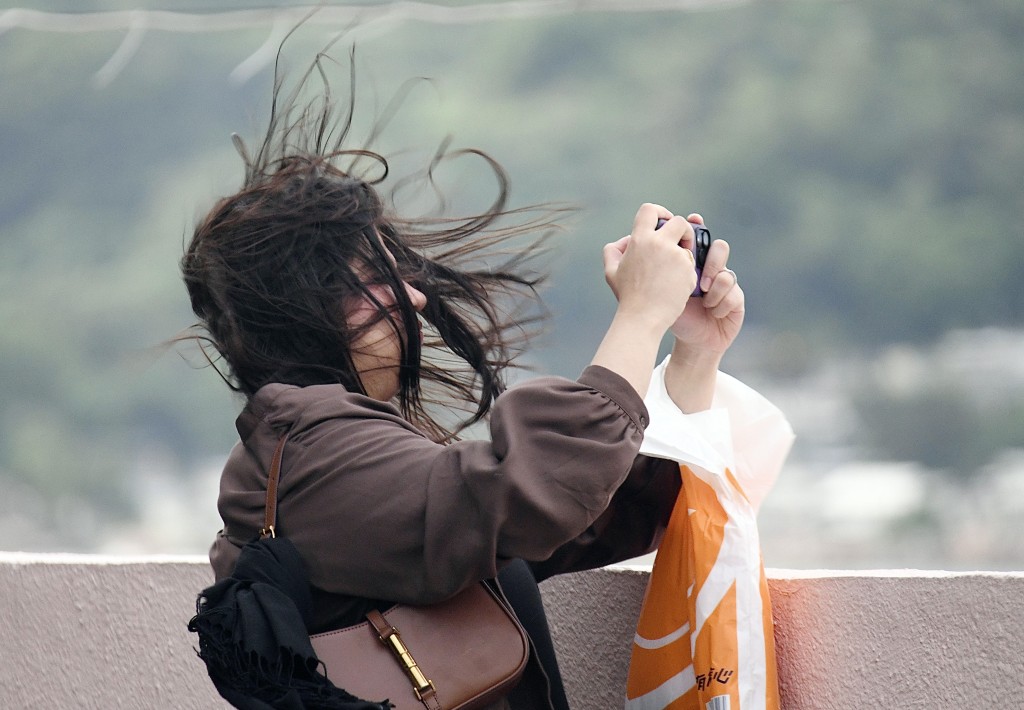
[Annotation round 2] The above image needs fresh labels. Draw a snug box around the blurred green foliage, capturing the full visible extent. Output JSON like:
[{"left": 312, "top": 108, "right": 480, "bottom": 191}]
[{"left": 0, "top": 0, "right": 1022, "bottom": 549}]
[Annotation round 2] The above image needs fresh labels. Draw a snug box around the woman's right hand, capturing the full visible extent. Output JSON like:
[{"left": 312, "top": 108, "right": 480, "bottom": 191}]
[
  {"left": 591, "top": 203, "right": 699, "bottom": 399},
  {"left": 603, "top": 203, "right": 698, "bottom": 332}
]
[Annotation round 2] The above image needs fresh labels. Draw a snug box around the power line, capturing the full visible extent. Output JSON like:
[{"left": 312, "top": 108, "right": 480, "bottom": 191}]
[
  {"left": 0, "top": 1, "right": 759, "bottom": 87},
  {"left": 0, "top": 1, "right": 753, "bottom": 36}
]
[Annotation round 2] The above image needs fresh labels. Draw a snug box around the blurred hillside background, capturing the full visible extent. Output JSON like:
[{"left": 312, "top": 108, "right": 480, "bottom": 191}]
[{"left": 1, "top": 0, "right": 1021, "bottom": 570}]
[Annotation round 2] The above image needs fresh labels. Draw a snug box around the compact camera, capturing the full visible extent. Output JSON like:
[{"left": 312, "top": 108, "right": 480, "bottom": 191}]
[{"left": 656, "top": 217, "right": 711, "bottom": 297}]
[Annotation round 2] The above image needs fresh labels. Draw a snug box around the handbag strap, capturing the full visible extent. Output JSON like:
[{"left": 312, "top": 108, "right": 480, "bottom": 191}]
[{"left": 260, "top": 434, "right": 289, "bottom": 540}]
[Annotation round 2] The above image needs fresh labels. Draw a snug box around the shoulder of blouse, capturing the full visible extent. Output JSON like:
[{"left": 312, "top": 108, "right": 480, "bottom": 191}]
[
  {"left": 237, "top": 366, "right": 649, "bottom": 444},
  {"left": 237, "top": 382, "right": 413, "bottom": 440}
]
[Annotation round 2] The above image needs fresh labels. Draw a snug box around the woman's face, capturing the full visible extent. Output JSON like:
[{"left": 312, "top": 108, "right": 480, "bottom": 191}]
[{"left": 346, "top": 249, "right": 427, "bottom": 401}]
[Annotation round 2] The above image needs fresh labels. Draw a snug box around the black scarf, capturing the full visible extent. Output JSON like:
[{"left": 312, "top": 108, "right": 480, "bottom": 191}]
[{"left": 188, "top": 536, "right": 391, "bottom": 710}]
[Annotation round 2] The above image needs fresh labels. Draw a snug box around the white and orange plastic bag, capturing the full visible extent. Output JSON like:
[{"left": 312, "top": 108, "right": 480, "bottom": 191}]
[{"left": 625, "top": 361, "right": 794, "bottom": 710}]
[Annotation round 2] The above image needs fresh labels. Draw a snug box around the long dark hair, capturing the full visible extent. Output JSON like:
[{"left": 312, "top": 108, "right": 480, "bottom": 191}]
[{"left": 181, "top": 42, "right": 562, "bottom": 442}]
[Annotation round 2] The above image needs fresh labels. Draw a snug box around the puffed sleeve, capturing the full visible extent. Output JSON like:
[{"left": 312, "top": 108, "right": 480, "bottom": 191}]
[
  {"left": 268, "top": 366, "right": 651, "bottom": 604},
  {"left": 527, "top": 453, "right": 681, "bottom": 582}
]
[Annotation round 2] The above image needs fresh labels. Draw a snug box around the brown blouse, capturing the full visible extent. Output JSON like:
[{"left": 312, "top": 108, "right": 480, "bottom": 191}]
[{"left": 209, "top": 365, "right": 681, "bottom": 706}]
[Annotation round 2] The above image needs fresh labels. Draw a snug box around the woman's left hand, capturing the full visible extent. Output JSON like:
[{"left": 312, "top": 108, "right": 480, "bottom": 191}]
[{"left": 669, "top": 213, "right": 745, "bottom": 355}]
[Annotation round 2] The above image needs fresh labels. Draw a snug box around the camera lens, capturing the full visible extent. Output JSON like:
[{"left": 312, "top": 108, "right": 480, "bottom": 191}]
[{"left": 692, "top": 225, "right": 710, "bottom": 271}]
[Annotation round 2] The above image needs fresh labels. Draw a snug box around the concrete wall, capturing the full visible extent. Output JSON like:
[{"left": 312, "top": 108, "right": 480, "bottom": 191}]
[
  {"left": 1, "top": 553, "right": 1022, "bottom": 709},
  {"left": 543, "top": 566, "right": 1024, "bottom": 708}
]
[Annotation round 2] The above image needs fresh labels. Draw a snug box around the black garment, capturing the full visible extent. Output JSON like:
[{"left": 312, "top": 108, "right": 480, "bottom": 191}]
[
  {"left": 498, "top": 560, "right": 571, "bottom": 710},
  {"left": 189, "top": 536, "right": 389, "bottom": 710}
]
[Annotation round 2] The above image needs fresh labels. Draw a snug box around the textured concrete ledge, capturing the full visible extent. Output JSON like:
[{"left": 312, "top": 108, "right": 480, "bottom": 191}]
[
  {"left": 1, "top": 553, "right": 1022, "bottom": 709},
  {"left": 547, "top": 565, "right": 1024, "bottom": 708}
]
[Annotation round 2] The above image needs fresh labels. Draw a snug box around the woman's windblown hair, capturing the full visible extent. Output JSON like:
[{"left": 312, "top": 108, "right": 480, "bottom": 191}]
[{"left": 181, "top": 42, "right": 562, "bottom": 442}]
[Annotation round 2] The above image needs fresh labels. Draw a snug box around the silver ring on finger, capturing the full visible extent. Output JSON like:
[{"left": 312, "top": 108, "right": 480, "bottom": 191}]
[{"left": 723, "top": 268, "right": 738, "bottom": 286}]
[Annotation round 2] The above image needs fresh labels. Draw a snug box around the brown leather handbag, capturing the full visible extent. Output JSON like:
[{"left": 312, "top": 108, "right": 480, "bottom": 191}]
[{"left": 263, "top": 435, "right": 530, "bottom": 710}]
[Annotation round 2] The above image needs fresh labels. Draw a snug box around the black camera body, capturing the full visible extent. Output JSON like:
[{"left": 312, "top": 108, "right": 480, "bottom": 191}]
[{"left": 656, "top": 218, "right": 711, "bottom": 297}]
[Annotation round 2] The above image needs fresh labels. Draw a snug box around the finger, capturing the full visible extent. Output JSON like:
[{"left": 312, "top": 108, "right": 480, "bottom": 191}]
[
  {"left": 658, "top": 215, "right": 693, "bottom": 248},
  {"left": 635, "top": 202, "right": 674, "bottom": 223},
  {"left": 606, "top": 234, "right": 631, "bottom": 255},
  {"left": 603, "top": 238, "right": 628, "bottom": 271},
  {"left": 707, "top": 283, "right": 744, "bottom": 319},
  {"left": 686, "top": 212, "right": 705, "bottom": 226},
  {"left": 699, "top": 238, "right": 731, "bottom": 293},
  {"left": 634, "top": 202, "right": 675, "bottom": 235},
  {"left": 702, "top": 267, "right": 740, "bottom": 308},
  {"left": 602, "top": 239, "right": 628, "bottom": 294}
]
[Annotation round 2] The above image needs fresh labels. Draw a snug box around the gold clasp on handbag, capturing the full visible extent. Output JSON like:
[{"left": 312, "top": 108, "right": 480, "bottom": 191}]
[{"left": 375, "top": 619, "right": 436, "bottom": 701}]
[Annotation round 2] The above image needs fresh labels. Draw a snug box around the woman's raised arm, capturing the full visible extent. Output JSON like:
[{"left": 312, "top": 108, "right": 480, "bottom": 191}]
[{"left": 591, "top": 203, "right": 698, "bottom": 399}]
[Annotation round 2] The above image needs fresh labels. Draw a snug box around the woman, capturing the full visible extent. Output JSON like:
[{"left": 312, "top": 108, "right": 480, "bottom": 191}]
[{"left": 183, "top": 54, "right": 746, "bottom": 709}]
